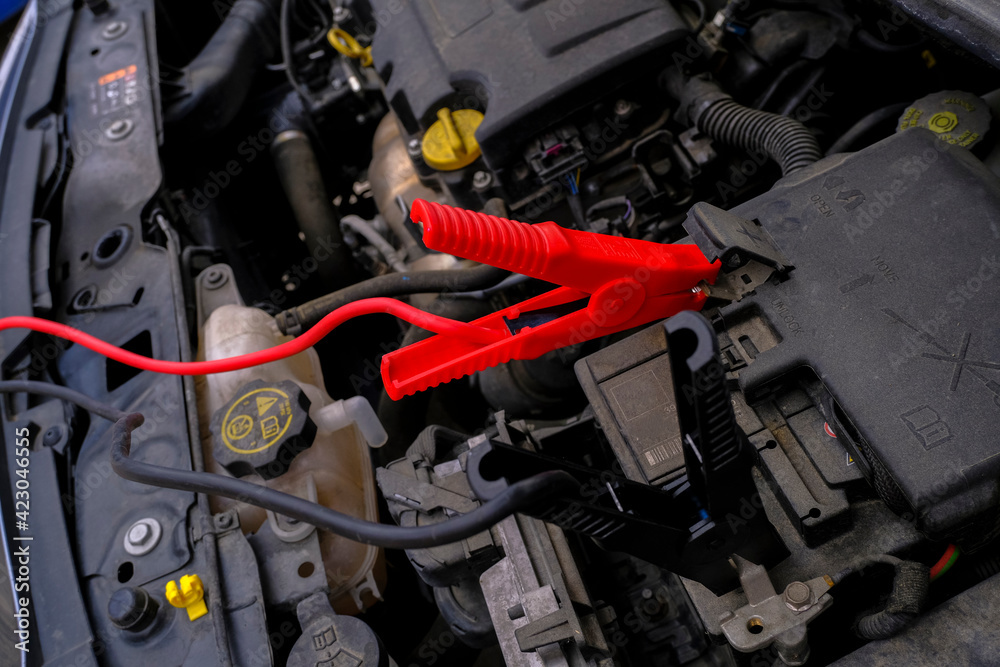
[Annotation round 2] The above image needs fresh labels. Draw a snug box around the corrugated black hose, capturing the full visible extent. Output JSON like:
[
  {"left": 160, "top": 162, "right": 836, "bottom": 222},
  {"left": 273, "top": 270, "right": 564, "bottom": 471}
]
[
  {"left": 831, "top": 554, "right": 930, "bottom": 640},
  {"left": 668, "top": 73, "right": 822, "bottom": 176}
]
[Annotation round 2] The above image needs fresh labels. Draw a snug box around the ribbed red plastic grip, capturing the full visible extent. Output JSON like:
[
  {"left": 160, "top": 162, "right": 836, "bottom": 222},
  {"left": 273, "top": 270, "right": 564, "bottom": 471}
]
[{"left": 412, "top": 198, "right": 556, "bottom": 276}]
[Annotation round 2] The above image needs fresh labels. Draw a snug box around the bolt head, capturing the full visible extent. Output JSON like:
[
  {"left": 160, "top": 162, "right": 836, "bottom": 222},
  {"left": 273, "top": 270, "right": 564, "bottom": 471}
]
[
  {"left": 472, "top": 171, "right": 493, "bottom": 190},
  {"left": 204, "top": 269, "right": 226, "bottom": 289},
  {"left": 407, "top": 138, "right": 422, "bottom": 155},
  {"left": 128, "top": 523, "right": 150, "bottom": 545},
  {"left": 105, "top": 118, "right": 133, "bottom": 140},
  {"left": 783, "top": 581, "right": 813, "bottom": 612},
  {"left": 102, "top": 20, "right": 127, "bottom": 40},
  {"left": 123, "top": 518, "right": 161, "bottom": 555},
  {"left": 614, "top": 99, "right": 633, "bottom": 116}
]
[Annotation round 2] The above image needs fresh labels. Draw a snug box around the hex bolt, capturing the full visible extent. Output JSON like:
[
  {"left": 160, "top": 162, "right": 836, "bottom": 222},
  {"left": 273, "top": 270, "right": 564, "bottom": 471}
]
[
  {"left": 204, "top": 268, "right": 227, "bottom": 290},
  {"left": 783, "top": 581, "right": 813, "bottom": 612},
  {"left": 102, "top": 20, "right": 128, "bottom": 40},
  {"left": 472, "top": 171, "right": 493, "bottom": 191},
  {"left": 407, "top": 137, "right": 423, "bottom": 157},
  {"left": 105, "top": 118, "right": 134, "bottom": 141},
  {"left": 614, "top": 99, "right": 634, "bottom": 116},
  {"left": 123, "top": 518, "right": 162, "bottom": 556}
]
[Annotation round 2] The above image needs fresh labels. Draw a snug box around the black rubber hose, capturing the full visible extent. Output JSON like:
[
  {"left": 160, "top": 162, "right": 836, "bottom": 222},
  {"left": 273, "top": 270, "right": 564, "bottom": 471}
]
[
  {"left": 0, "top": 380, "right": 127, "bottom": 422},
  {"left": 163, "top": 0, "right": 280, "bottom": 138},
  {"left": 271, "top": 129, "right": 357, "bottom": 290},
  {"left": 275, "top": 263, "right": 510, "bottom": 335},
  {"left": 0, "top": 382, "right": 578, "bottom": 549},
  {"left": 110, "top": 413, "right": 577, "bottom": 549},
  {"left": 830, "top": 554, "right": 930, "bottom": 640},
  {"left": 825, "top": 102, "right": 909, "bottom": 155},
  {"left": 670, "top": 74, "right": 822, "bottom": 176}
]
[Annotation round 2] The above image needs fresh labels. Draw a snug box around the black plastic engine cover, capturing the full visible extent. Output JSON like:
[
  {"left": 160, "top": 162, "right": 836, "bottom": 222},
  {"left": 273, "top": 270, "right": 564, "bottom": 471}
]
[
  {"left": 369, "top": 0, "right": 687, "bottom": 167},
  {"left": 724, "top": 128, "right": 1000, "bottom": 540}
]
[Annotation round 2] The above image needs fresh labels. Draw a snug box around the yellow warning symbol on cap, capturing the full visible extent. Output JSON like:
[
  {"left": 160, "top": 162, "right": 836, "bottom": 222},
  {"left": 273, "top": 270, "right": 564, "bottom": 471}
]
[
  {"left": 221, "top": 387, "right": 294, "bottom": 454},
  {"left": 257, "top": 395, "right": 278, "bottom": 416}
]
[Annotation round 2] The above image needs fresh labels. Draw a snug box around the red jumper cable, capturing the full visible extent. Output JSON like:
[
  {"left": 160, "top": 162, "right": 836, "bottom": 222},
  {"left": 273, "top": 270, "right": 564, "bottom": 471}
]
[{"left": 380, "top": 199, "right": 721, "bottom": 400}]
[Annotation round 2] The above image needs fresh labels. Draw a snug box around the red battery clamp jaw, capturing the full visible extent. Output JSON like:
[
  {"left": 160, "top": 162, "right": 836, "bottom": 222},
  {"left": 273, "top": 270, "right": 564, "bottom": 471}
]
[{"left": 379, "top": 199, "right": 721, "bottom": 400}]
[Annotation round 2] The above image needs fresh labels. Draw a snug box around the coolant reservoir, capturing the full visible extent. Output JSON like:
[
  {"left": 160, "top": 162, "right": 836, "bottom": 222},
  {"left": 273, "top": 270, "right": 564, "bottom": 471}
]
[{"left": 196, "top": 304, "right": 386, "bottom": 613}]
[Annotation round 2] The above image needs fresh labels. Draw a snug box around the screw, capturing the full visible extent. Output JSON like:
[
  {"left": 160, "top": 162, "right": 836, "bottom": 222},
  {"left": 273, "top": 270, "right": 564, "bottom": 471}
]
[
  {"left": 333, "top": 6, "right": 352, "bottom": 23},
  {"left": 783, "top": 581, "right": 813, "bottom": 612},
  {"left": 123, "top": 518, "right": 161, "bottom": 556},
  {"left": 43, "top": 425, "right": 64, "bottom": 447},
  {"left": 407, "top": 137, "right": 423, "bottom": 157},
  {"left": 204, "top": 268, "right": 227, "bottom": 290},
  {"left": 105, "top": 118, "right": 134, "bottom": 141},
  {"left": 102, "top": 20, "right": 127, "bottom": 40},
  {"left": 215, "top": 513, "right": 234, "bottom": 530},
  {"left": 614, "top": 99, "right": 634, "bottom": 116},
  {"left": 472, "top": 171, "right": 493, "bottom": 190}
]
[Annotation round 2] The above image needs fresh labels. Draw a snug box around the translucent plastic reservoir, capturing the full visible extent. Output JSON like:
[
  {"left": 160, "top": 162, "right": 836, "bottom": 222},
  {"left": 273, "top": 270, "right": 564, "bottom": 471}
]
[{"left": 196, "top": 304, "right": 386, "bottom": 613}]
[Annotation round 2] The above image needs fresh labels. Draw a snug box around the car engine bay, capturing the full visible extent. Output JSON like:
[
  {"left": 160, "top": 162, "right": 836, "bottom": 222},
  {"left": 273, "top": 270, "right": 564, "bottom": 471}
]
[{"left": 1, "top": 0, "right": 1000, "bottom": 665}]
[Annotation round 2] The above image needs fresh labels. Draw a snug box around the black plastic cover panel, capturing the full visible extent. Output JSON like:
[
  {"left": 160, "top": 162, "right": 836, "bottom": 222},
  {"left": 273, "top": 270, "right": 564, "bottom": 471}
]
[
  {"left": 727, "top": 128, "right": 1000, "bottom": 538},
  {"left": 370, "top": 0, "right": 687, "bottom": 166}
]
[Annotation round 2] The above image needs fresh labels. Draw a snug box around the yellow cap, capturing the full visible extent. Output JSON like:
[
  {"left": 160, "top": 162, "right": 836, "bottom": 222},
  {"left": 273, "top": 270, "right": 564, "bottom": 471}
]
[
  {"left": 421, "top": 108, "right": 484, "bottom": 171},
  {"left": 165, "top": 574, "right": 208, "bottom": 621}
]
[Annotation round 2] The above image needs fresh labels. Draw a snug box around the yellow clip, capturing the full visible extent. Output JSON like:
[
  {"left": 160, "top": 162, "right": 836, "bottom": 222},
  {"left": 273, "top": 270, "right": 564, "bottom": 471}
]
[
  {"left": 327, "top": 28, "right": 373, "bottom": 67},
  {"left": 165, "top": 574, "right": 208, "bottom": 621}
]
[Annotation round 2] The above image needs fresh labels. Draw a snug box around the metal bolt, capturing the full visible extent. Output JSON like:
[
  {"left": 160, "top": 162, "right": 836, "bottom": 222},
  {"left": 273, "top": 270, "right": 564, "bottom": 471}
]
[
  {"left": 128, "top": 523, "right": 150, "bottom": 545},
  {"left": 332, "top": 6, "right": 352, "bottom": 24},
  {"left": 101, "top": 20, "right": 128, "bottom": 40},
  {"left": 204, "top": 268, "right": 227, "bottom": 289},
  {"left": 407, "top": 137, "right": 423, "bottom": 157},
  {"left": 43, "top": 425, "right": 64, "bottom": 447},
  {"left": 123, "top": 518, "right": 161, "bottom": 556},
  {"left": 783, "top": 581, "right": 813, "bottom": 612},
  {"left": 472, "top": 171, "right": 493, "bottom": 191},
  {"left": 215, "top": 512, "right": 234, "bottom": 530},
  {"left": 105, "top": 118, "right": 134, "bottom": 141},
  {"left": 614, "top": 99, "right": 634, "bottom": 116}
]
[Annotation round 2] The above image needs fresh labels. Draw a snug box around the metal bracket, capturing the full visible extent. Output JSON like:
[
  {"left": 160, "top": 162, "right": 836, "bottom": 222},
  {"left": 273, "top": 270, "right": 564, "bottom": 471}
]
[{"left": 720, "top": 555, "right": 833, "bottom": 666}]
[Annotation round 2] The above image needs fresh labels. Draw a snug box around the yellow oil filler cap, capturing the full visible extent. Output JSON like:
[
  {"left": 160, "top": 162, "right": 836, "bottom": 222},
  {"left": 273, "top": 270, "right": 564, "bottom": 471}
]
[
  {"left": 166, "top": 574, "right": 208, "bottom": 621},
  {"left": 421, "top": 108, "right": 484, "bottom": 170}
]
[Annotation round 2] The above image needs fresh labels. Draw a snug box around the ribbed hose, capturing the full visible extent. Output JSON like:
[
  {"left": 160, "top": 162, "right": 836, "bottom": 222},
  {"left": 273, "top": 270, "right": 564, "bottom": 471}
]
[
  {"left": 695, "top": 98, "right": 822, "bottom": 176},
  {"left": 830, "top": 555, "right": 930, "bottom": 640}
]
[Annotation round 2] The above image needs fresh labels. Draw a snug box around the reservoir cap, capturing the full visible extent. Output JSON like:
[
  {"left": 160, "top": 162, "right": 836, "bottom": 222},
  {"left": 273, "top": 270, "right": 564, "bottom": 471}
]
[
  {"left": 211, "top": 379, "right": 316, "bottom": 480},
  {"left": 897, "top": 90, "right": 991, "bottom": 148}
]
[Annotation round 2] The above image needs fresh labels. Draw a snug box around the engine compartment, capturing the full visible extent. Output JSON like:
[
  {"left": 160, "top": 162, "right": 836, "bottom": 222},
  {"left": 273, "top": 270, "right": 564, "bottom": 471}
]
[{"left": 1, "top": 0, "right": 1000, "bottom": 664}]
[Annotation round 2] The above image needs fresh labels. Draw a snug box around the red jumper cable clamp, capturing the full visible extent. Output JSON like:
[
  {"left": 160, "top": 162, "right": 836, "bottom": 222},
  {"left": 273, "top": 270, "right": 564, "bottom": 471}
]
[{"left": 380, "top": 199, "right": 721, "bottom": 400}]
